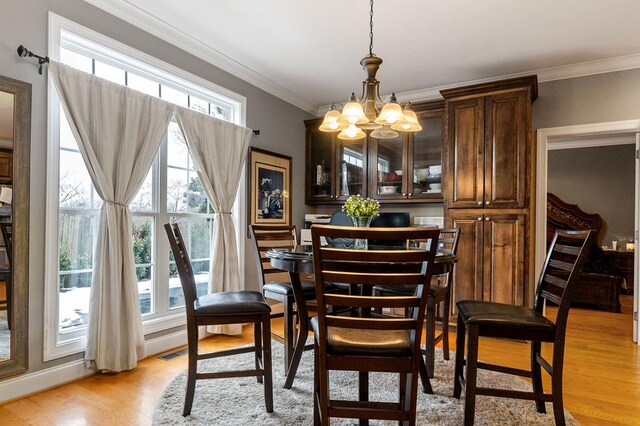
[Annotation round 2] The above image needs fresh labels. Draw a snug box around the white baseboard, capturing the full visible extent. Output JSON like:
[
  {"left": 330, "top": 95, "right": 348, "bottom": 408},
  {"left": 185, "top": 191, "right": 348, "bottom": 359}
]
[{"left": 0, "top": 330, "right": 188, "bottom": 403}]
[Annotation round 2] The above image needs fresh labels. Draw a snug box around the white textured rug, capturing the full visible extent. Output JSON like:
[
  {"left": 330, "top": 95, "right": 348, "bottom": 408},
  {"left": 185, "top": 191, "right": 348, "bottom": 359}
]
[
  {"left": 0, "top": 310, "right": 9, "bottom": 360},
  {"left": 153, "top": 342, "right": 578, "bottom": 425}
]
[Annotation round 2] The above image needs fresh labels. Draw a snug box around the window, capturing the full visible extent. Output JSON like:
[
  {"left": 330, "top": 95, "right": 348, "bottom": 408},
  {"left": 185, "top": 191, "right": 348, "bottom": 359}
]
[{"left": 45, "top": 14, "right": 247, "bottom": 359}]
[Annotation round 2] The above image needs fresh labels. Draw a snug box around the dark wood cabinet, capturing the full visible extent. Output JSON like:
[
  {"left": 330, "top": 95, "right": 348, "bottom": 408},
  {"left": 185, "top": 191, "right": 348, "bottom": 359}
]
[
  {"left": 606, "top": 250, "right": 635, "bottom": 295},
  {"left": 305, "top": 100, "right": 444, "bottom": 204},
  {"left": 447, "top": 210, "right": 526, "bottom": 319},
  {"left": 0, "top": 150, "right": 12, "bottom": 184},
  {"left": 443, "top": 76, "right": 537, "bottom": 309}
]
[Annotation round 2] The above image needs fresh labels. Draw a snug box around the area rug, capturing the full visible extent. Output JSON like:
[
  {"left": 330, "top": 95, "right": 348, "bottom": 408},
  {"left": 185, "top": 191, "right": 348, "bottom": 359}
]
[
  {"left": 0, "top": 310, "right": 9, "bottom": 360},
  {"left": 153, "top": 342, "right": 578, "bottom": 425}
]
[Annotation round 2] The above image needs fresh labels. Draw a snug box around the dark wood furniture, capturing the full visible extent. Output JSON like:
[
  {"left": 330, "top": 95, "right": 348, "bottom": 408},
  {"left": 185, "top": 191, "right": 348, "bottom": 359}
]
[
  {"left": 305, "top": 100, "right": 445, "bottom": 204},
  {"left": 443, "top": 76, "right": 538, "bottom": 316},
  {"left": 0, "top": 150, "right": 12, "bottom": 184},
  {"left": 311, "top": 226, "right": 440, "bottom": 426},
  {"left": 165, "top": 223, "right": 273, "bottom": 417},
  {"left": 607, "top": 250, "right": 634, "bottom": 295},
  {"left": 546, "top": 192, "right": 623, "bottom": 312},
  {"left": 454, "top": 229, "right": 596, "bottom": 426}
]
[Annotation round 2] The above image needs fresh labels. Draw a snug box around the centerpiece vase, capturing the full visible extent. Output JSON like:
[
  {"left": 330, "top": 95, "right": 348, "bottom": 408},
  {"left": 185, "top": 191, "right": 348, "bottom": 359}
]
[{"left": 351, "top": 216, "right": 373, "bottom": 250}]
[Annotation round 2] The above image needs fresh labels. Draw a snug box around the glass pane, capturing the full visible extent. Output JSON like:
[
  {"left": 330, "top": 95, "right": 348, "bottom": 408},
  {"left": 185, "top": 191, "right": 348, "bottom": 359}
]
[
  {"left": 94, "top": 60, "right": 125, "bottom": 85},
  {"left": 210, "top": 103, "right": 230, "bottom": 121},
  {"left": 169, "top": 217, "right": 212, "bottom": 308},
  {"left": 186, "top": 175, "right": 211, "bottom": 213},
  {"left": 58, "top": 212, "right": 99, "bottom": 331},
  {"left": 132, "top": 216, "right": 154, "bottom": 315},
  {"left": 60, "top": 48, "right": 92, "bottom": 73},
  {"left": 190, "top": 96, "right": 209, "bottom": 114},
  {"left": 375, "top": 135, "right": 403, "bottom": 196},
  {"left": 309, "top": 129, "right": 333, "bottom": 198},
  {"left": 161, "top": 85, "right": 188, "bottom": 107},
  {"left": 413, "top": 116, "right": 442, "bottom": 195},
  {"left": 167, "top": 167, "right": 188, "bottom": 212},
  {"left": 131, "top": 168, "right": 154, "bottom": 212},
  {"left": 167, "top": 121, "right": 189, "bottom": 168},
  {"left": 59, "top": 150, "right": 92, "bottom": 208},
  {"left": 338, "top": 140, "right": 365, "bottom": 198},
  {"left": 128, "top": 73, "right": 159, "bottom": 97}
]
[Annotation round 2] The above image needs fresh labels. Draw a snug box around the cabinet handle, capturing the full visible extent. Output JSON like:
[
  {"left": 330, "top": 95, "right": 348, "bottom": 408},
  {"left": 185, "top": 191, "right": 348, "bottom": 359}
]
[
  {"left": 402, "top": 193, "right": 406, "bottom": 197},
  {"left": 477, "top": 217, "right": 482, "bottom": 221},
  {"left": 477, "top": 201, "right": 482, "bottom": 205},
  {"left": 408, "top": 193, "right": 413, "bottom": 197},
  {"left": 485, "top": 216, "right": 490, "bottom": 221},
  {"left": 485, "top": 201, "right": 490, "bottom": 205}
]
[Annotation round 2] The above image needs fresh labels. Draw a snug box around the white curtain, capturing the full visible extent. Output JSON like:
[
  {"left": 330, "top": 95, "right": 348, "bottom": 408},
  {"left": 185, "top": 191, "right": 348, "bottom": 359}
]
[
  {"left": 49, "top": 61, "right": 175, "bottom": 371},
  {"left": 176, "top": 107, "right": 252, "bottom": 335}
]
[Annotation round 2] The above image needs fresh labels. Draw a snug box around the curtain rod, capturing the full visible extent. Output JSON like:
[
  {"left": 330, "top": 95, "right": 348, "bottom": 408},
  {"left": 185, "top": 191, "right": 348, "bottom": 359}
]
[{"left": 16, "top": 45, "right": 50, "bottom": 75}]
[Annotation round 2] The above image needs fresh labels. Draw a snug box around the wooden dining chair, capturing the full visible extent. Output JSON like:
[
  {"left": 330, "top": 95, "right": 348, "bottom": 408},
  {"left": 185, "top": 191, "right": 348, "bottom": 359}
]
[
  {"left": 311, "top": 225, "right": 439, "bottom": 426},
  {"left": 373, "top": 227, "right": 460, "bottom": 389},
  {"left": 165, "top": 223, "right": 273, "bottom": 416},
  {"left": 0, "top": 223, "right": 12, "bottom": 330},
  {"left": 454, "top": 229, "right": 595, "bottom": 426}
]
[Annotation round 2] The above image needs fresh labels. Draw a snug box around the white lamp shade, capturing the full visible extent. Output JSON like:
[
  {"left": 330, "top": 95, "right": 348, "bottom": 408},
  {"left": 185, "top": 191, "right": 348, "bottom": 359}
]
[
  {"left": 319, "top": 108, "right": 343, "bottom": 132},
  {"left": 338, "top": 101, "right": 369, "bottom": 126},
  {"left": 375, "top": 101, "right": 406, "bottom": 126},
  {"left": 338, "top": 124, "right": 366, "bottom": 140},
  {"left": 391, "top": 107, "right": 422, "bottom": 132},
  {"left": 370, "top": 125, "right": 399, "bottom": 139}
]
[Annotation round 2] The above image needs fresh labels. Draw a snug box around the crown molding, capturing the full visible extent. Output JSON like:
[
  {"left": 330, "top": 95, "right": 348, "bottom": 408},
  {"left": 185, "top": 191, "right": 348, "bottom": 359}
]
[
  {"left": 81, "top": 0, "right": 640, "bottom": 117},
  {"left": 81, "top": 0, "right": 317, "bottom": 114}
]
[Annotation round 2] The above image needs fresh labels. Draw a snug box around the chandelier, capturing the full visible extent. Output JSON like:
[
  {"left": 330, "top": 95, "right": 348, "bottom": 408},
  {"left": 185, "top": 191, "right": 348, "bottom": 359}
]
[{"left": 319, "top": 0, "right": 422, "bottom": 141}]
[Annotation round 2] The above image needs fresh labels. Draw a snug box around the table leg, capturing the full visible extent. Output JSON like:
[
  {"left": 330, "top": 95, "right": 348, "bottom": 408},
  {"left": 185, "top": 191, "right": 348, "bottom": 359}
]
[{"left": 283, "top": 270, "right": 309, "bottom": 389}]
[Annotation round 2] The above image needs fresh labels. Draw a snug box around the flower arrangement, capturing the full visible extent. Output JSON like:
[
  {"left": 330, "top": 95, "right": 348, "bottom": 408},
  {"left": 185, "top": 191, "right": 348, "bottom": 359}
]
[{"left": 342, "top": 194, "right": 380, "bottom": 219}]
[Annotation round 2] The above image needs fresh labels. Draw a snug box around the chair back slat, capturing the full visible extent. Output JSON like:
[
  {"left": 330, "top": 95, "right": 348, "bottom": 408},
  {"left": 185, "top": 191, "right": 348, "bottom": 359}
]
[
  {"left": 164, "top": 223, "right": 198, "bottom": 312},
  {"left": 250, "top": 225, "right": 298, "bottom": 285},
  {"left": 312, "top": 225, "right": 439, "bottom": 353},
  {"left": 535, "top": 229, "right": 596, "bottom": 324}
]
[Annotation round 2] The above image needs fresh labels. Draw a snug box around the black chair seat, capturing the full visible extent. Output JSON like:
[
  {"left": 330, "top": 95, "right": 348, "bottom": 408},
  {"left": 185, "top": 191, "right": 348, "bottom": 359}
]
[
  {"left": 195, "top": 291, "right": 271, "bottom": 316},
  {"left": 311, "top": 317, "right": 410, "bottom": 357},
  {"left": 457, "top": 300, "right": 556, "bottom": 335},
  {"left": 264, "top": 280, "right": 338, "bottom": 299}
]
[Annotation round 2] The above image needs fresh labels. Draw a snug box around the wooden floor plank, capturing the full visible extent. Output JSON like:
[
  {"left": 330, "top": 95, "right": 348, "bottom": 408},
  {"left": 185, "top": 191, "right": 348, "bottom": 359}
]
[{"left": 0, "top": 295, "right": 638, "bottom": 424}]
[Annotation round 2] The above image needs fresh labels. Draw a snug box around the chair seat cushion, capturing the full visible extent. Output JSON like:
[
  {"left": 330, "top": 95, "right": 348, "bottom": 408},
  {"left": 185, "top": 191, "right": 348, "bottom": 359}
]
[
  {"left": 263, "top": 281, "right": 339, "bottom": 300},
  {"left": 311, "top": 317, "right": 411, "bottom": 356},
  {"left": 194, "top": 290, "right": 271, "bottom": 316},
  {"left": 457, "top": 300, "right": 555, "bottom": 334}
]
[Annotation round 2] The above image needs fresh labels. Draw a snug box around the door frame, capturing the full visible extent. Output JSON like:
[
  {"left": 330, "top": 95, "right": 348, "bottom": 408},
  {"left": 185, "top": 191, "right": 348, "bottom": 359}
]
[{"left": 536, "top": 119, "right": 640, "bottom": 344}]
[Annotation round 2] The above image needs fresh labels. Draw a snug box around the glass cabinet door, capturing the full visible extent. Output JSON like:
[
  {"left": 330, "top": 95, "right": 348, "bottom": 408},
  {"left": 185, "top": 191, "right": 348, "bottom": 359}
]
[
  {"left": 371, "top": 134, "right": 405, "bottom": 200},
  {"left": 337, "top": 139, "right": 367, "bottom": 200},
  {"left": 409, "top": 113, "right": 443, "bottom": 200},
  {"left": 307, "top": 128, "right": 335, "bottom": 202}
]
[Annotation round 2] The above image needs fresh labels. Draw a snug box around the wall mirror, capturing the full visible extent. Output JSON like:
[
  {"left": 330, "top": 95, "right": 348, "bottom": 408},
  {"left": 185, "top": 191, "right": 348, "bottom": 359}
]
[{"left": 0, "top": 75, "right": 30, "bottom": 379}]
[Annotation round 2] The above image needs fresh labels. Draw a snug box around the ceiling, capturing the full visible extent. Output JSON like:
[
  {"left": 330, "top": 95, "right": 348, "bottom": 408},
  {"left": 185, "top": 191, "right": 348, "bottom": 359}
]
[{"left": 85, "top": 0, "right": 640, "bottom": 114}]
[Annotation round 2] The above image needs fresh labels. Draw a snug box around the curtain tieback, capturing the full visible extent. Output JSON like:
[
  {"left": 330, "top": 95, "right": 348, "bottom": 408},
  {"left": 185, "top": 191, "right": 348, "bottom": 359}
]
[
  {"left": 215, "top": 212, "right": 232, "bottom": 215},
  {"left": 105, "top": 200, "right": 129, "bottom": 208}
]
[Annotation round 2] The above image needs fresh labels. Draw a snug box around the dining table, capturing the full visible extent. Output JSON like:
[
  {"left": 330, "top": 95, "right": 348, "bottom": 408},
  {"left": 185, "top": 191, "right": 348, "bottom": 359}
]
[{"left": 265, "top": 244, "right": 457, "bottom": 389}]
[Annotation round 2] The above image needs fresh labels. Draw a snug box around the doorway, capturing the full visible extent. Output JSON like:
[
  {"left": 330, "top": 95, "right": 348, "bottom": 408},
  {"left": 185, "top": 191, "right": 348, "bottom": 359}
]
[{"left": 536, "top": 120, "right": 640, "bottom": 344}]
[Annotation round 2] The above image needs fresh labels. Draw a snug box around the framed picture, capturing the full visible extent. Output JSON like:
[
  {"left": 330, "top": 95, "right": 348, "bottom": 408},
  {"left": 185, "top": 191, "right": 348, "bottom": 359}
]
[{"left": 248, "top": 147, "right": 292, "bottom": 231}]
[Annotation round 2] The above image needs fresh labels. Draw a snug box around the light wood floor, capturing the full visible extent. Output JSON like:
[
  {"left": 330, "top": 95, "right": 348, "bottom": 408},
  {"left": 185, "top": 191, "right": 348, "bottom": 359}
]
[{"left": 0, "top": 296, "right": 638, "bottom": 425}]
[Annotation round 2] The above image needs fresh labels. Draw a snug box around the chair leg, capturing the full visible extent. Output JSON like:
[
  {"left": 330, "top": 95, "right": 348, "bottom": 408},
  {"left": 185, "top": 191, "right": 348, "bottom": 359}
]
[
  {"left": 282, "top": 296, "right": 295, "bottom": 375},
  {"left": 255, "top": 321, "right": 263, "bottom": 384},
  {"left": 531, "top": 341, "right": 545, "bottom": 413},
  {"left": 359, "top": 371, "right": 369, "bottom": 426},
  {"left": 313, "top": 340, "right": 321, "bottom": 426},
  {"left": 261, "top": 313, "right": 274, "bottom": 413},
  {"left": 441, "top": 286, "right": 451, "bottom": 361},
  {"left": 183, "top": 324, "right": 199, "bottom": 417},
  {"left": 399, "top": 372, "right": 409, "bottom": 426},
  {"left": 318, "top": 346, "right": 330, "bottom": 426},
  {"left": 284, "top": 300, "right": 309, "bottom": 389},
  {"left": 418, "top": 354, "right": 433, "bottom": 394},
  {"left": 425, "top": 294, "right": 436, "bottom": 379},
  {"left": 463, "top": 325, "right": 479, "bottom": 426},
  {"left": 5, "top": 274, "right": 11, "bottom": 330},
  {"left": 453, "top": 314, "right": 466, "bottom": 399},
  {"left": 551, "top": 346, "right": 567, "bottom": 426}
]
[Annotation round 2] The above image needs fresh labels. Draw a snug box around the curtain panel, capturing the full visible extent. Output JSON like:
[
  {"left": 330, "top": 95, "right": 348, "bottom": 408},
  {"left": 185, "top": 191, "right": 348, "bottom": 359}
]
[
  {"left": 176, "top": 107, "right": 252, "bottom": 335},
  {"left": 49, "top": 61, "right": 175, "bottom": 371}
]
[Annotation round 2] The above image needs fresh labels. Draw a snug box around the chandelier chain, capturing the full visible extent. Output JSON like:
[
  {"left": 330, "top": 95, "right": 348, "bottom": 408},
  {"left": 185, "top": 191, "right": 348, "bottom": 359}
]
[{"left": 369, "top": 0, "right": 374, "bottom": 56}]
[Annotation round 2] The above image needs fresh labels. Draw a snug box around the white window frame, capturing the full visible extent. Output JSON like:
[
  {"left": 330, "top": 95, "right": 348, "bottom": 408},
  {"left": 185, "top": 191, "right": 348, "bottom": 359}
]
[{"left": 44, "top": 13, "right": 247, "bottom": 360}]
